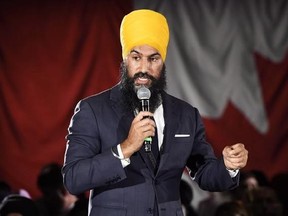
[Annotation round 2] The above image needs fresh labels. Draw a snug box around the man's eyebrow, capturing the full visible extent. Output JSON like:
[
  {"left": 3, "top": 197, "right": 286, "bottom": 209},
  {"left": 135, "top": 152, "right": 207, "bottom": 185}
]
[
  {"left": 130, "top": 49, "right": 140, "bottom": 55},
  {"left": 149, "top": 53, "right": 161, "bottom": 58},
  {"left": 130, "top": 49, "right": 160, "bottom": 57}
]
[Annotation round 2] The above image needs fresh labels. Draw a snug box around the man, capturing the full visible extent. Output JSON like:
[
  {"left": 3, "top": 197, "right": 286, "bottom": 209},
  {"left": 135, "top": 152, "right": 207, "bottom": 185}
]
[{"left": 62, "top": 9, "right": 248, "bottom": 216}]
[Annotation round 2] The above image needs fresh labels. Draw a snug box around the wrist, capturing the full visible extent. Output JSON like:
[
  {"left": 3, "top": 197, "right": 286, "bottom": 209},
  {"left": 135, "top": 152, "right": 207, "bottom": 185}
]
[
  {"left": 120, "top": 140, "right": 135, "bottom": 158},
  {"left": 111, "top": 145, "right": 124, "bottom": 160}
]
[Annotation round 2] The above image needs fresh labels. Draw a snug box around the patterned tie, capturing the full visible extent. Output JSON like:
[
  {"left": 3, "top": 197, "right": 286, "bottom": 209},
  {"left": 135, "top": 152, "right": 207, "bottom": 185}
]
[
  {"left": 152, "top": 124, "right": 159, "bottom": 164},
  {"left": 147, "top": 117, "right": 159, "bottom": 173},
  {"left": 143, "top": 117, "right": 160, "bottom": 173}
]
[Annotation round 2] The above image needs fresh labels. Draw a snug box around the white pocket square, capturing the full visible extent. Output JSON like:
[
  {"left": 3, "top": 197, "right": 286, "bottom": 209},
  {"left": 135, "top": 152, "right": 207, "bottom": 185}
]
[{"left": 175, "top": 134, "right": 190, "bottom": 137}]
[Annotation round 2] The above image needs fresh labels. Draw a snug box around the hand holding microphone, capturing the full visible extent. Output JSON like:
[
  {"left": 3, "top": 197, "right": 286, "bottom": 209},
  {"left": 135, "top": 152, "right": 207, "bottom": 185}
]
[
  {"left": 119, "top": 86, "right": 155, "bottom": 158},
  {"left": 137, "top": 86, "right": 153, "bottom": 152}
]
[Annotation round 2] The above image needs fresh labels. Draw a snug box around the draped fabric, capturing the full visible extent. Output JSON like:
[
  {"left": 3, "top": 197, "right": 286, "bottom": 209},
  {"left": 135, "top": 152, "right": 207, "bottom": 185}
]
[
  {"left": 135, "top": 0, "right": 288, "bottom": 178},
  {"left": 135, "top": 0, "right": 288, "bottom": 134},
  {"left": 0, "top": 0, "right": 133, "bottom": 197},
  {"left": 0, "top": 0, "right": 287, "bottom": 198}
]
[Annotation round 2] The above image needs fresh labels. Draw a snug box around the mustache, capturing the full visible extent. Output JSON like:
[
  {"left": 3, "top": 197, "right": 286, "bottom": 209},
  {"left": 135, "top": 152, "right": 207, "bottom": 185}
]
[{"left": 133, "top": 72, "right": 155, "bottom": 81}]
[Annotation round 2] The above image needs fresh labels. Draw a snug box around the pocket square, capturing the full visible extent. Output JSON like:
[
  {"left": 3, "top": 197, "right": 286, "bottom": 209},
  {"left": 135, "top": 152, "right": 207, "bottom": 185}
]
[{"left": 175, "top": 134, "right": 190, "bottom": 137}]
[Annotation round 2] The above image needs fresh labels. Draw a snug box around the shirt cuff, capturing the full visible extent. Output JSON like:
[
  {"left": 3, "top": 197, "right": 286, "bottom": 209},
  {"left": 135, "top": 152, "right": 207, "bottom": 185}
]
[
  {"left": 111, "top": 144, "right": 130, "bottom": 167},
  {"left": 226, "top": 168, "right": 239, "bottom": 178}
]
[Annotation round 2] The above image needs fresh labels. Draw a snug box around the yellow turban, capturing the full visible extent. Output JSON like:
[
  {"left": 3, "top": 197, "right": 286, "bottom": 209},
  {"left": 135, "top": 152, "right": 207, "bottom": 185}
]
[{"left": 120, "top": 9, "right": 169, "bottom": 61}]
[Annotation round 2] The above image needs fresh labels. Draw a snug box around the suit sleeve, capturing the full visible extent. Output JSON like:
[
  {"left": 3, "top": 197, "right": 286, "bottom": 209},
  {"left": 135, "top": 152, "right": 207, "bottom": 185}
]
[
  {"left": 62, "top": 100, "right": 127, "bottom": 195},
  {"left": 187, "top": 109, "right": 239, "bottom": 192}
]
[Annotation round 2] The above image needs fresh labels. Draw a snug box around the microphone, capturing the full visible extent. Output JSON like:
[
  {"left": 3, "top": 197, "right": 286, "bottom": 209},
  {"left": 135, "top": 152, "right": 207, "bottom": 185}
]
[{"left": 137, "top": 86, "right": 152, "bottom": 152}]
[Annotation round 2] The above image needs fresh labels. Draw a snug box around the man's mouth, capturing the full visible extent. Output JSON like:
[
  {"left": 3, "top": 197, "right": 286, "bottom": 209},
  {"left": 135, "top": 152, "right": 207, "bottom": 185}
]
[
  {"left": 136, "top": 77, "right": 149, "bottom": 85},
  {"left": 134, "top": 72, "right": 152, "bottom": 85}
]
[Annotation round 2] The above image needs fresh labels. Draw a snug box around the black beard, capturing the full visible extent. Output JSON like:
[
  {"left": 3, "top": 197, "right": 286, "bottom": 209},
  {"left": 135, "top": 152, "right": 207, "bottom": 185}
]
[{"left": 119, "top": 61, "right": 167, "bottom": 113}]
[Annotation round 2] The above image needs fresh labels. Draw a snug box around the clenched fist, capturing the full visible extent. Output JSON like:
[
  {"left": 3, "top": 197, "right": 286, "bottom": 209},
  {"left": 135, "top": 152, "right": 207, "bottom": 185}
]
[{"left": 222, "top": 143, "right": 248, "bottom": 170}]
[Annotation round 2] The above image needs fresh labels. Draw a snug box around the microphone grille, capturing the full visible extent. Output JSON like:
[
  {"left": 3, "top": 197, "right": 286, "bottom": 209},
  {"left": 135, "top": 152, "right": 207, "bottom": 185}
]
[{"left": 137, "top": 86, "right": 151, "bottom": 100}]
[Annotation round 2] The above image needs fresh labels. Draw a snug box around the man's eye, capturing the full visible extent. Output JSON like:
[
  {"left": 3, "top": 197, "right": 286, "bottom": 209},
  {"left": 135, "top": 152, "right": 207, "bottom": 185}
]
[
  {"left": 150, "top": 57, "right": 159, "bottom": 62},
  {"left": 133, "top": 56, "right": 140, "bottom": 61}
]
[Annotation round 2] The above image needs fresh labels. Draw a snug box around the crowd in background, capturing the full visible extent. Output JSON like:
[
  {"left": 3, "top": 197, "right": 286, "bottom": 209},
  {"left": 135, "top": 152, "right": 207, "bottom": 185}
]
[
  {"left": 0, "top": 162, "right": 287, "bottom": 216},
  {"left": 0, "top": 163, "right": 88, "bottom": 216},
  {"left": 181, "top": 169, "right": 288, "bottom": 216}
]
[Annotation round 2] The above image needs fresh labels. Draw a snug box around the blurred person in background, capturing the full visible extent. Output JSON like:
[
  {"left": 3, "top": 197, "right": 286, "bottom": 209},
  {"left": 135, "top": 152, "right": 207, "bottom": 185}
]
[
  {"left": 180, "top": 180, "right": 198, "bottom": 216},
  {"left": 35, "top": 163, "right": 87, "bottom": 216},
  {"left": 214, "top": 201, "right": 248, "bottom": 216},
  {"left": 0, "top": 194, "right": 39, "bottom": 216},
  {"left": 242, "top": 186, "right": 283, "bottom": 216},
  {"left": 0, "top": 181, "right": 12, "bottom": 203}
]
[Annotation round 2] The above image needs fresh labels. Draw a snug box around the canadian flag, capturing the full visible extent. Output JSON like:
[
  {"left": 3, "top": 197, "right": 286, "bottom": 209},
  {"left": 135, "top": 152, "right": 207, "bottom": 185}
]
[{"left": 134, "top": 0, "right": 288, "bottom": 178}]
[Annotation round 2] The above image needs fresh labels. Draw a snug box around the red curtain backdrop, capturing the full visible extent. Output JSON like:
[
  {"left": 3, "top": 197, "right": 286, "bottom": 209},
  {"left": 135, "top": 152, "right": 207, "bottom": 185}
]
[
  {"left": 0, "top": 0, "right": 133, "bottom": 197},
  {"left": 0, "top": 0, "right": 287, "bottom": 198}
]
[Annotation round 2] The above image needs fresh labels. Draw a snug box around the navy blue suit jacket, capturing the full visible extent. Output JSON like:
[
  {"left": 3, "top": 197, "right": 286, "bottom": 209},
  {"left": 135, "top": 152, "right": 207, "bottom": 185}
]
[{"left": 62, "top": 84, "right": 238, "bottom": 216}]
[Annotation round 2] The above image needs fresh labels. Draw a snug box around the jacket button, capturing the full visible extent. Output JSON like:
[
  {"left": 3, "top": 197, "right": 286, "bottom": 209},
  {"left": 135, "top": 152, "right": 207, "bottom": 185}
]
[{"left": 146, "top": 208, "right": 153, "bottom": 214}]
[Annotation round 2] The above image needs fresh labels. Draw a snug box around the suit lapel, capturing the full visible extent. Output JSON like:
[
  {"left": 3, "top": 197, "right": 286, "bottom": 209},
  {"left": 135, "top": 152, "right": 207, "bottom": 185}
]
[
  {"left": 157, "top": 92, "right": 180, "bottom": 172},
  {"left": 110, "top": 85, "right": 133, "bottom": 143},
  {"left": 110, "top": 84, "right": 126, "bottom": 120}
]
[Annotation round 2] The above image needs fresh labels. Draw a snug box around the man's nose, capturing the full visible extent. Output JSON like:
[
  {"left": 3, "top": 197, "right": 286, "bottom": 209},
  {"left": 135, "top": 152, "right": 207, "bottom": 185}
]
[{"left": 140, "top": 58, "right": 151, "bottom": 72}]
